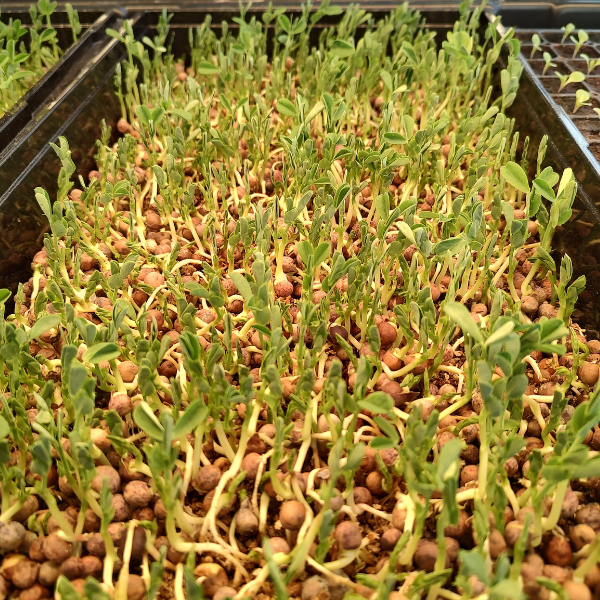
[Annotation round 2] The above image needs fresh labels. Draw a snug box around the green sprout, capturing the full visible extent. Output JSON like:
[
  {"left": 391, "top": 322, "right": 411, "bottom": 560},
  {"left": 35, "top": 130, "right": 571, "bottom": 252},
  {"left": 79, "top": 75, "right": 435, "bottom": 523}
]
[
  {"left": 581, "top": 53, "right": 600, "bottom": 74},
  {"left": 531, "top": 33, "right": 542, "bottom": 59},
  {"left": 542, "top": 51, "right": 556, "bottom": 75},
  {"left": 571, "top": 29, "right": 589, "bottom": 58},
  {"left": 555, "top": 69, "right": 586, "bottom": 92},
  {"left": 561, "top": 22, "right": 576, "bottom": 43},
  {"left": 0, "top": 2, "right": 596, "bottom": 600},
  {"left": 0, "top": 1, "right": 80, "bottom": 117},
  {"left": 574, "top": 89, "right": 591, "bottom": 112}
]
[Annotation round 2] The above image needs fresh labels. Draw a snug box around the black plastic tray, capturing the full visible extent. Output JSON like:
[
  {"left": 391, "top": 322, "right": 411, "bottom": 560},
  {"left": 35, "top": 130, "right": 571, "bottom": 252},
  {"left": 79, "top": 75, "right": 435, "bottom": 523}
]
[{"left": 0, "top": 5, "right": 598, "bottom": 332}]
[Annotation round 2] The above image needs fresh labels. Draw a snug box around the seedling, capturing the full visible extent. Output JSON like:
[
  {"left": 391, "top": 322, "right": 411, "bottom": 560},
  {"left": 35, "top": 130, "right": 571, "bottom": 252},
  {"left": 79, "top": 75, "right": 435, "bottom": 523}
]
[
  {"left": 571, "top": 29, "right": 589, "bottom": 58},
  {"left": 531, "top": 33, "right": 542, "bottom": 59},
  {"left": 581, "top": 53, "right": 600, "bottom": 74},
  {"left": 561, "top": 22, "right": 576, "bottom": 43},
  {"left": 0, "top": 1, "right": 80, "bottom": 117},
  {"left": 0, "top": 3, "right": 596, "bottom": 600},
  {"left": 555, "top": 69, "right": 586, "bottom": 92},
  {"left": 65, "top": 3, "right": 81, "bottom": 44},
  {"left": 574, "top": 89, "right": 591, "bottom": 113},
  {"left": 542, "top": 51, "right": 556, "bottom": 75}
]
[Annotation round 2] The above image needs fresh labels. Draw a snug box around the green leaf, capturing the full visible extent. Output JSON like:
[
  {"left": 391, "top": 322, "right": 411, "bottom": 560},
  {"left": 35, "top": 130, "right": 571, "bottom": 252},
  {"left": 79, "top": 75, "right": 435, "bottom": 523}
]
[
  {"left": 531, "top": 246, "right": 556, "bottom": 273},
  {"left": 345, "top": 443, "right": 365, "bottom": 472},
  {"left": 83, "top": 578, "right": 111, "bottom": 600},
  {"left": 229, "top": 272, "right": 253, "bottom": 302},
  {"left": 291, "top": 18, "right": 307, "bottom": 35},
  {"left": 444, "top": 301, "right": 483, "bottom": 345},
  {"left": 106, "top": 28, "right": 125, "bottom": 43},
  {"left": 133, "top": 403, "right": 164, "bottom": 441},
  {"left": 276, "top": 98, "right": 297, "bottom": 118},
  {"left": 434, "top": 237, "right": 464, "bottom": 256},
  {"left": 396, "top": 221, "right": 416, "bottom": 245},
  {"left": 197, "top": 61, "right": 220, "bottom": 75},
  {"left": 297, "top": 240, "right": 313, "bottom": 268},
  {"left": 536, "top": 578, "right": 568, "bottom": 600},
  {"left": 0, "top": 415, "right": 9, "bottom": 439},
  {"left": 459, "top": 549, "right": 490, "bottom": 586},
  {"left": 567, "top": 70, "right": 586, "bottom": 85},
  {"left": 383, "top": 132, "right": 407, "bottom": 145},
  {"left": 370, "top": 437, "right": 396, "bottom": 449},
  {"left": 437, "top": 437, "right": 463, "bottom": 480},
  {"left": 380, "top": 70, "right": 393, "bottom": 91},
  {"left": 374, "top": 415, "right": 400, "bottom": 444},
  {"left": 35, "top": 188, "right": 53, "bottom": 223},
  {"left": 331, "top": 39, "right": 355, "bottom": 58},
  {"left": 305, "top": 101, "right": 324, "bottom": 124},
  {"left": 55, "top": 576, "right": 83, "bottom": 600},
  {"left": 533, "top": 178, "right": 555, "bottom": 201},
  {"left": 170, "top": 108, "right": 193, "bottom": 121},
  {"left": 539, "top": 166, "right": 560, "bottom": 188},
  {"left": 358, "top": 391, "right": 394, "bottom": 414},
  {"left": 375, "top": 194, "right": 389, "bottom": 219},
  {"left": 29, "top": 315, "right": 61, "bottom": 341},
  {"left": 500, "top": 161, "right": 530, "bottom": 194},
  {"left": 0, "top": 289, "right": 11, "bottom": 305},
  {"left": 278, "top": 14, "right": 291, "bottom": 33},
  {"left": 82, "top": 342, "right": 120, "bottom": 365},
  {"left": 401, "top": 41, "right": 418, "bottom": 65},
  {"left": 184, "top": 281, "right": 209, "bottom": 298},
  {"left": 173, "top": 401, "right": 208, "bottom": 439},
  {"left": 485, "top": 321, "right": 515, "bottom": 346},
  {"left": 313, "top": 242, "right": 330, "bottom": 268}
]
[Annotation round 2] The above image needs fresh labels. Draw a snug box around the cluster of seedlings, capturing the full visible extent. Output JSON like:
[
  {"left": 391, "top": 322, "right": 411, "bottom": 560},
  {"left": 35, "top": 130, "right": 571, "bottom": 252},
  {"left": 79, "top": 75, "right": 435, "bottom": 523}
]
[
  {"left": 525, "top": 24, "right": 600, "bottom": 125},
  {"left": 0, "top": 0, "right": 81, "bottom": 118},
  {"left": 1, "top": 2, "right": 600, "bottom": 599}
]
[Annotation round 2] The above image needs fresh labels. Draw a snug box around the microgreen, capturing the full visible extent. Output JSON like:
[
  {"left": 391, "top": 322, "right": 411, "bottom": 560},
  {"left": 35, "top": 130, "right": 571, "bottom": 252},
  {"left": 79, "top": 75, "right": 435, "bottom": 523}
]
[
  {"left": 581, "top": 53, "right": 600, "bottom": 74},
  {"left": 0, "top": 1, "right": 79, "bottom": 117},
  {"left": 542, "top": 51, "right": 556, "bottom": 75},
  {"left": 0, "top": 2, "right": 595, "bottom": 600},
  {"left": 570, "top": 29, "right": 589, "bottom": 58},
  {"left": 561, "top": 23, "right": 576, "bottom": 43},
  {"left": 574, "top": 88, "right": 591, "bottom": 113},
  {"left": 530, "top": 33, "right": 542, "bottom": 59},
  {"left": 555, "top": 69, "right": 585, "bottom": 92}
]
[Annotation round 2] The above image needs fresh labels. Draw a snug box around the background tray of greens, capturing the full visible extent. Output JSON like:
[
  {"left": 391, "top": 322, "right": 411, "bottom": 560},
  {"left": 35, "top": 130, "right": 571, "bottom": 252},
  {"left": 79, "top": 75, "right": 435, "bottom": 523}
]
[{"left": 0, "top": 5, "right": 129, "bottom": 301}]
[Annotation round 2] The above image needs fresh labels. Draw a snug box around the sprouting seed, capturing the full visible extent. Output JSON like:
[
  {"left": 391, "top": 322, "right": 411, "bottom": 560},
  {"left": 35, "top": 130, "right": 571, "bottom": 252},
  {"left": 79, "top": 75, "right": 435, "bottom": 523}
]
[{"left": 574, "top": 89, "right": 591, "bottom": 113}]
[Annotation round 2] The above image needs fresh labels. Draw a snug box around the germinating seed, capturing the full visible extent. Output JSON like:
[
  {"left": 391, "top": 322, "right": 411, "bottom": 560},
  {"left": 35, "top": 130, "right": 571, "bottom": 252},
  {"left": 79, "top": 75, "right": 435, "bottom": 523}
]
[{"left": 0, "top": 1, "right": 599, "bottom": 599}]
